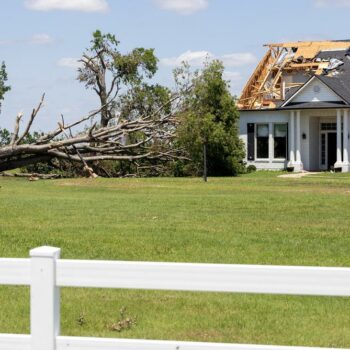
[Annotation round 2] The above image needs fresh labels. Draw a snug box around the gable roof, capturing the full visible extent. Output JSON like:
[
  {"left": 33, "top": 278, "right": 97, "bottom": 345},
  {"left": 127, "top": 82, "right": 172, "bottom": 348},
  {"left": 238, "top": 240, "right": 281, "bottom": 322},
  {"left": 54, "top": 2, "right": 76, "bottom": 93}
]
[{"left": 280, "top": 75, "right": 347, "bottom": 108}]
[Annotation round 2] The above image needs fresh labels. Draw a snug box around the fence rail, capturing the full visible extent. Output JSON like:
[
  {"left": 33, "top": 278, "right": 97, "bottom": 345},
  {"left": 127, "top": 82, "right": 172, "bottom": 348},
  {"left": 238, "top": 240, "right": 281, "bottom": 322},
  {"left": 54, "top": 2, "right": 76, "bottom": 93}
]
[
  {"left": 0, "top": 258, "right": 30, "bottom": 285},
  {"left": 0, "top": 246, "right": 349, "bottom": 350},
  {"left": 0, "top": 334, "right": 344, "bottom": 350}
]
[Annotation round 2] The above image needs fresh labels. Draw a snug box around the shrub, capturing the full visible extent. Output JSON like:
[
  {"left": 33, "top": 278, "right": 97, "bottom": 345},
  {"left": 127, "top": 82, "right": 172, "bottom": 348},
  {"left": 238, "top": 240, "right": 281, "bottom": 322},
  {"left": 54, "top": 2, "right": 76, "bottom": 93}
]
[{"left": 246, "top": 164, "right": 257, "bottom": 173}]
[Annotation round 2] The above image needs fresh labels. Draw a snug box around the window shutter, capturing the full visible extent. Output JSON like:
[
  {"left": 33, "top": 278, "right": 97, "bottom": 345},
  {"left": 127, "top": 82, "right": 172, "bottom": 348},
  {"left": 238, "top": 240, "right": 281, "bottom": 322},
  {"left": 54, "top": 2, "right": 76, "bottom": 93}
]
[{"left": 247, "top": 123, "right": 255, "bottom": 161}]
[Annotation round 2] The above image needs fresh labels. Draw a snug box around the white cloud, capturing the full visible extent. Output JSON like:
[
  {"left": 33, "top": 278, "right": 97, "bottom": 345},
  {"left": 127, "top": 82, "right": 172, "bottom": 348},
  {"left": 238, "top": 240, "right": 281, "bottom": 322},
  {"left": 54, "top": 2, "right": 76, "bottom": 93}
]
[
  {"left": 314, "top": 0, "right": 350, "bottom": 7},
  {"left": 0, "top": 33, "right": 54, "bottom": 45},
  {"left": 153, "top": 0, "right": 208, "bottom": 15},
  {"left": 30, "top": 34, "right": 54, "bottom": 45},
  {"left": 57, "top": 57, "right": 82, "bottom": 69},
  {"left": 161, "top": 50, "right": 257, "bottom": 68},
  {"left": 161, "top": 50, "right": 213, "bottom": 66},
  {"left": 221, "top": 53, "right": 257, "bottom": 67},
  {"left": 24, "top": 0, "right": 109, "bottom": 12}
]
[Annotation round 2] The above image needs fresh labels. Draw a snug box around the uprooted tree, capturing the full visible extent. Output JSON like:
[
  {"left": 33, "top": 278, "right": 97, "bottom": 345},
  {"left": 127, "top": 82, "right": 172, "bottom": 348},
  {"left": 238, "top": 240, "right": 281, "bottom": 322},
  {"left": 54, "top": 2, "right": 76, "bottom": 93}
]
[
  {"left": 0, "top": 37, "right": 183, "bottom": 176},
  {"left": 0, "top": 31, "right": 184, "bottom": 177},
  {"left": 0, "top": 92, "right": 181, "bottom": 176}
]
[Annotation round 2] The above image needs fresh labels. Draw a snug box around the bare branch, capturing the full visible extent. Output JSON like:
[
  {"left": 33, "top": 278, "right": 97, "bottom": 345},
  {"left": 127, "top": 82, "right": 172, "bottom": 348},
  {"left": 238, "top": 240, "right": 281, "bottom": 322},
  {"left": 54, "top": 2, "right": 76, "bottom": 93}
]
[
  {"left": 16, "top": 93, "right": 45, "bottom": 145},
  {"left": 0, "top": 91, "right": 182, "bottom": 175},
  {"left": 10, "top": 112, "right": 23, "bottom": 145},
  {"left": 47, "top": 150, "right": 153, "bottom": 162},
  {"left": 36, "top": 106, "right": 102, "bottom": 144},
  {"left": 58, "top": 117, "right": 98, "bottom": 178},
  {"left": 107, "top": 76, "right": 120, "bottom": 99}
]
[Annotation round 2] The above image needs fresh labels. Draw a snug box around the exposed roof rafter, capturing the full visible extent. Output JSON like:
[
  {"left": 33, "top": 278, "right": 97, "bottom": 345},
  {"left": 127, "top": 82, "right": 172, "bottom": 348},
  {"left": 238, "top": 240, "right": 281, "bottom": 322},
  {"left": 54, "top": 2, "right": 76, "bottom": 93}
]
[{"left": 238, "top": 40, "right": 350, "bottom": 111}]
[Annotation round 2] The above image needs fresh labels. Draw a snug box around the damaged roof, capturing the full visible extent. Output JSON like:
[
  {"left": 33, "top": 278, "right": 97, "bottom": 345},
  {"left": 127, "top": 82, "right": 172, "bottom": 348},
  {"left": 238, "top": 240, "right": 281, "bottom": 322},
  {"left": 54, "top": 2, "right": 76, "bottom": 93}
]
[
  {"left": 238, "top": 40, "right": 350, "bottom": 110},
  {"left": 316, "top": 50, "right": 350, "bottom": 104}
]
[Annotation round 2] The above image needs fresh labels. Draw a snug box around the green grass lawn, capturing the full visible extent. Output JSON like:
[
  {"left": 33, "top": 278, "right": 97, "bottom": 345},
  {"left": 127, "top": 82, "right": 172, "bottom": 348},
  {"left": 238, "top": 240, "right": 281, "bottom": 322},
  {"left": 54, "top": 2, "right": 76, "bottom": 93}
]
[{"left": 1, "top": 173, "right": 350, "bottom": 347}]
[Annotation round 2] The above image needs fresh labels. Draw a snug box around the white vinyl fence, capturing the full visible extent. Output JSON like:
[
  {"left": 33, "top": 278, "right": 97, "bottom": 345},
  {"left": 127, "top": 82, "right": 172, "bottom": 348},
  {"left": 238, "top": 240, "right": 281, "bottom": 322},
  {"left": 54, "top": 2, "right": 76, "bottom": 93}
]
[{"left": 0, "top": 246, "right": 350, "bottom": 350}]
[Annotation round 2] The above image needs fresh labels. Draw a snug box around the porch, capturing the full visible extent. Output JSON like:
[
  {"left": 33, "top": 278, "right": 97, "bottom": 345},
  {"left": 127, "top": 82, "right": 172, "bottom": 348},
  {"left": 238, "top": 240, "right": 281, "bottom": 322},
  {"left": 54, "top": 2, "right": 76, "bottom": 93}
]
[{"left": 288, "top": 109, "right": 350, "bottom": 172}]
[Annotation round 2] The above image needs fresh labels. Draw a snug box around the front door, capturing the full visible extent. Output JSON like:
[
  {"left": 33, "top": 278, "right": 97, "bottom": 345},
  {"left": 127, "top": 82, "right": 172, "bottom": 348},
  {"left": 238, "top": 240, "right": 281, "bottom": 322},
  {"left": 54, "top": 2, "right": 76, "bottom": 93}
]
[{"left": 327, "top": 132, "right": 337, "bottom": 169}]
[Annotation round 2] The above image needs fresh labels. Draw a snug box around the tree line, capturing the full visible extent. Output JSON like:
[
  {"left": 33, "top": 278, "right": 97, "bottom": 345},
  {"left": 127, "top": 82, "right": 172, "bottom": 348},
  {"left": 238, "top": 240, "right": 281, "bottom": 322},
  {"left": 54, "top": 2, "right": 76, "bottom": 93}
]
[{"left": 0, "top": 30, "right": 246, "bottom": 179}]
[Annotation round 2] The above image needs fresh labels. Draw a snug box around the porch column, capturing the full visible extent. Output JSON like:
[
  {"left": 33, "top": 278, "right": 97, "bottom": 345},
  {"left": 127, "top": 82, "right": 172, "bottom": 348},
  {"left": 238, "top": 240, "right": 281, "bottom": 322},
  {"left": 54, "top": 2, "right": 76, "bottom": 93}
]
[
  {"left": 296, "top": 110, "right": 301, "bottom": 164},
  {"left": 335, "top": 109, "right": 343, "bottom": 168},
  {"left": 343, "top": 109, "right": 350, "bottom": 172},
  {"left": 268, "top": 122, "right": 274, "bottom": 161},
  {"left": 288, "top": 111, "right": 295, "bottom": 164}
]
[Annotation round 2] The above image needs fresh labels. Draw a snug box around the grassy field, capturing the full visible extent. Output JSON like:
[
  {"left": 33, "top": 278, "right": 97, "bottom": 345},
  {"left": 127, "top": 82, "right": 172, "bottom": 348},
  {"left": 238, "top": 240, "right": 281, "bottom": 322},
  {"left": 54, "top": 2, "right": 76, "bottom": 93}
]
[{"left": 1, "top": 172, "right": 350, "bottom": 346}]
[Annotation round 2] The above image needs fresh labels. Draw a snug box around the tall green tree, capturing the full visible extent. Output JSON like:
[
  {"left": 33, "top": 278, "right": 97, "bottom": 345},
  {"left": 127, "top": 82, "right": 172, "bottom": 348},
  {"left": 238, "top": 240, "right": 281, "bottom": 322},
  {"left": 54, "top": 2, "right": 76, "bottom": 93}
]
[
  {"left": 0, "top": 61, "right": 11, "bottom": 113},
  {"left": 175, "top": 60, "right": 245, "bottom": 178},
  {"left": 78, "top": 30, "right": 158, "bottom": 127},
  {"left": 118, "top": 83, "right": 171, "bottom": 121}
]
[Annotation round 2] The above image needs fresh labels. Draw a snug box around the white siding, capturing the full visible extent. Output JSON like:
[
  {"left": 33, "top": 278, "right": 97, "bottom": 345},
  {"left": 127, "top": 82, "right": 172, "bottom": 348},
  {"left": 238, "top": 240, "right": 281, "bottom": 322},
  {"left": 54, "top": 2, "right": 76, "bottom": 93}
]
[
  {"left": 239, "top": 109, "right": 341, "bottom": 171},
  {"left": 293, "top": 78, "right": 343, "bottom": 103},
  {"left": 239, "top": 110, "right": 289, "bottom": 170}
]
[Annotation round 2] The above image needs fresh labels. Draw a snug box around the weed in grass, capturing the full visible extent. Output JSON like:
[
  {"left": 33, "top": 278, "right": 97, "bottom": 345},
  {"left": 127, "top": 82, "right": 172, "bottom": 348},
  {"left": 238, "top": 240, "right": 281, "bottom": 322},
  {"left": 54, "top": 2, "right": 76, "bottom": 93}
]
[
  {"left": 108, "top": 307, "right": 137, "bottom": 332},
  {"left": 76, "top": 311, "right": 86, "bottom": 326}
]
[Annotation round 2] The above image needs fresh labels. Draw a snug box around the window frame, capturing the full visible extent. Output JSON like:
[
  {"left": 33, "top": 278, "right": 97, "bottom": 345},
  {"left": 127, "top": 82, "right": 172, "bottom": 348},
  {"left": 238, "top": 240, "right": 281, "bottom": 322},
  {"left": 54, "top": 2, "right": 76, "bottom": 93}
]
[
  {"left": 273, "top": 123, "right": 288, "bottom": 160},
  {"left": 255, "top": 123, "right": 270, "bottom": 160}
]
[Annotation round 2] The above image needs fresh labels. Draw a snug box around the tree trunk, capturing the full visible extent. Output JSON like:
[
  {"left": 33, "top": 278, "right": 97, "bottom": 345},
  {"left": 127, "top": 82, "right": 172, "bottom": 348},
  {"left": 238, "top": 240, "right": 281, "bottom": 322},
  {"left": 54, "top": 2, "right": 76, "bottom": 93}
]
[
  {"left": 99, "top": 91, "right": 109, "bottom": 127},
  {"left": 0, "top": 155, "right": 52, "bottom": 172}
]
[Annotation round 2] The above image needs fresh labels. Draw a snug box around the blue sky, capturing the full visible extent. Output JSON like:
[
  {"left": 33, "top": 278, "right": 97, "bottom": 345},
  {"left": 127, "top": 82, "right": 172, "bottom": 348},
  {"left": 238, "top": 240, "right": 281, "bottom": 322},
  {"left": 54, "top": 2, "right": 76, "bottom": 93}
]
[{"left": 1, "top": 0, "right": 350, "bottom": 131}]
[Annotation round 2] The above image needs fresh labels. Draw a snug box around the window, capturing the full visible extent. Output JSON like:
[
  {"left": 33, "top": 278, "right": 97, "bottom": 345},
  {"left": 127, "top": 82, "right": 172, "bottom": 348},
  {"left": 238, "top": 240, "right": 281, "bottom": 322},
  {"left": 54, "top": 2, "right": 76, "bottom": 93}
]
[
  {"left": 321, "top": 123, "right": 336, "bottom": 131},
  {"left": 256, "top": 124, "right": 269, "bottom": 158},
  {"left": 274, "top": 123, "right": 287, "bottom": 159}
]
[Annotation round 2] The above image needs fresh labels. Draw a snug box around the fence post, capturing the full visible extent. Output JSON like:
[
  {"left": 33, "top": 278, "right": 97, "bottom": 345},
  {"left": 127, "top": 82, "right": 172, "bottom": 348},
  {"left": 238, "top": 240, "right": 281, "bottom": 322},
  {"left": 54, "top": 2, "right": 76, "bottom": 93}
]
[{"left": 30, "top": 246, "right": 61, "bottom": 350}]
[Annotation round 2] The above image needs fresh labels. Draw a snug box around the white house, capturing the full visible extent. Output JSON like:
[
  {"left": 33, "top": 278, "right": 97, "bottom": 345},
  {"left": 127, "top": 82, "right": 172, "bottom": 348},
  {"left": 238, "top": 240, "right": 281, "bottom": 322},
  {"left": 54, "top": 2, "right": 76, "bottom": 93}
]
[{"left": 238, "top": 40, "right": 350, "bottom": 172}]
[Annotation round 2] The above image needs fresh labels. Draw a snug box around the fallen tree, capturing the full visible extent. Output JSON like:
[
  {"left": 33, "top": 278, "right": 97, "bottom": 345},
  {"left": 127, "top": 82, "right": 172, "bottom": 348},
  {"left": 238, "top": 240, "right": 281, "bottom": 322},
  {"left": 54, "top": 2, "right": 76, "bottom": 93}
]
[
  {"left": 0, "top": 31, "right": 189, "bottom": 178},
  {"left": 0, "top": 172, "right": 61, "bottom": 180},
  {"left": 0, "top": 93, "right": 181, "bottom": 177}
]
